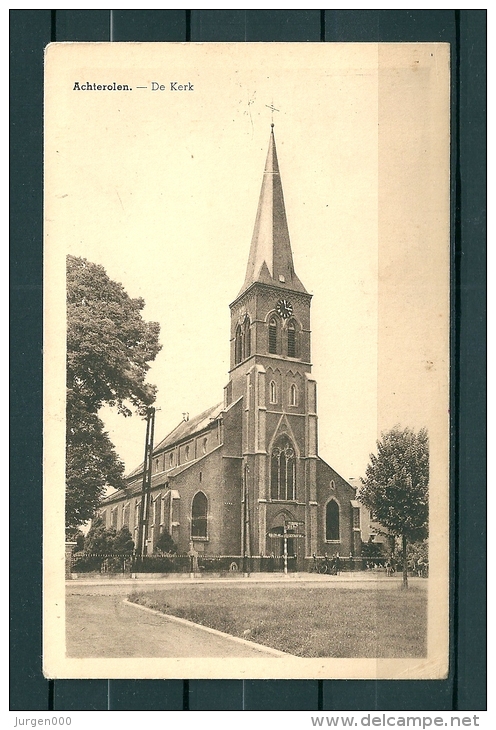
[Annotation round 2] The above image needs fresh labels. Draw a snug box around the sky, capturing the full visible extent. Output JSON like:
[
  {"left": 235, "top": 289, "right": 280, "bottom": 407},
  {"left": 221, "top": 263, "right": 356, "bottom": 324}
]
[{"left": 45, "top": 42, "right": 449, "bottom": 484}]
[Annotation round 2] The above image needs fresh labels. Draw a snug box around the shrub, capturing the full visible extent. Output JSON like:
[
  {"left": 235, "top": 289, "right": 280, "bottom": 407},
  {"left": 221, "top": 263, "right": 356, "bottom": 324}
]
[{"left": 154, "top": 528, "right": 177, "bottom": 554}]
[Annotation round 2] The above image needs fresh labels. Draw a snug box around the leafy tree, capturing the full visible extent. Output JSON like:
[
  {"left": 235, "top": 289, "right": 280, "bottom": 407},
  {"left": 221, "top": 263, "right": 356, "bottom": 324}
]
[
  {"left": 66, "top": 410, "right": 126, "bottom": 528},
  {"left": 83, "top": 518, "right": 134, "bottom": 553},
  {"left": 66, "top": 255, "right": 161, "bottom": 529},
  {"left": 113, "top": 526, "right": 135, "bottom": 554},
  {"left": 155, "top": 527, "right": 178, "bottom": 554},
  {"left": 405, "top": 539, "right": 429, "bottom": 576},
  {"left": 65, "top": 528, "right": 85, "bottom": 552},
  {"left": 83, "top": 516, "right": 116, "bottom": 553},
  {"left": 361, "top": 537, "right": 386, "bottom": 561},
  {"left": 359, "top": 426, "right": 429, "bottom": 589}
]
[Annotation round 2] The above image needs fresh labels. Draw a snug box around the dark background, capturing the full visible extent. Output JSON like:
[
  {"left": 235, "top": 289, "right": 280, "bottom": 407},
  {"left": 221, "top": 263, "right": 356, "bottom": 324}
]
[{"left": 10, "top": 9, "right": 486, "bottom": 711}]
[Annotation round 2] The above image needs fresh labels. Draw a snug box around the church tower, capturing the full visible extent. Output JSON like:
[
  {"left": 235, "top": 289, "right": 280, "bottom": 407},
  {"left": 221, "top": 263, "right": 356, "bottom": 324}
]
[
  {"left": 101, "top": 126, "right": 360, "bottom": 566},
  {"left": 225, "top": 126, "right": 319, "bottom": 560}
]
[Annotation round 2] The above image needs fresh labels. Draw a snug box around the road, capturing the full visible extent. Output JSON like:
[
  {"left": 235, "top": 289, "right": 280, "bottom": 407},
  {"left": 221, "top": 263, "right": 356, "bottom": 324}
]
[{"left": 66, "top": 583, "right": 286, "bottom": 658}]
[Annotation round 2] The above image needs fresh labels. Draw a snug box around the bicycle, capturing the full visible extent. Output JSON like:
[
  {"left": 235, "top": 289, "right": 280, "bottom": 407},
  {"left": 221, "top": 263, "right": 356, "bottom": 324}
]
[{"left": 310, "top": 556, "right": 337, "bottom": 575}]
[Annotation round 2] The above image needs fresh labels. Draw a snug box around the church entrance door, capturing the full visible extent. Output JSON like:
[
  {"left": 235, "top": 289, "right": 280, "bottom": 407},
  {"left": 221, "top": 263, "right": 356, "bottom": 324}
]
[{"left": 266, "top": 525, "right": 295, "bottom": 558}]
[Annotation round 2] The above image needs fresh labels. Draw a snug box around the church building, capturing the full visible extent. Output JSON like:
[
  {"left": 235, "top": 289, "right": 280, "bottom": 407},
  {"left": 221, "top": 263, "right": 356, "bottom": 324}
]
[{"left": 100, "top": 127, "right": 361, "bottom": 565}]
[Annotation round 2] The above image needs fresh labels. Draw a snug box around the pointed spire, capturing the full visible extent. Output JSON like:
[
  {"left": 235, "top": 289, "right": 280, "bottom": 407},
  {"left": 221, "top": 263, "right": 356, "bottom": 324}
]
[{"left": 239, "top": 127, "right": 307, "bottom": 296}]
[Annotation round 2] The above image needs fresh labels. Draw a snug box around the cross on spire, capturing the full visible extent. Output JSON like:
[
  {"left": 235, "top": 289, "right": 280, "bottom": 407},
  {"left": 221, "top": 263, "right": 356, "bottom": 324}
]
[{"left": 265, "top": 103, "right": 280, "bottom": 126}]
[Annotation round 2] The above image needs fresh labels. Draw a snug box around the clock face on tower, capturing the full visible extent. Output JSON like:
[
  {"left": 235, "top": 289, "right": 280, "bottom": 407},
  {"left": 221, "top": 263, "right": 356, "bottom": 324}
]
[{"left": 275, "top": 299, "right": 293, "bottom": 319}]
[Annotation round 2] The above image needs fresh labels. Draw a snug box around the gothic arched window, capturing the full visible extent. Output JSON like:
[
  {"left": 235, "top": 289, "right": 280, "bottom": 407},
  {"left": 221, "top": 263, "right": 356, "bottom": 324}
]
[
  {"left": 122, "top": 503, "right": 130, "bottom": 529},
  {"left": 235, "top": 324, "right": 243, "bottom": 365},
  {"left": 270, "top": 438, "right": 296, "bottom": 501},
  {"left": 326, "top": 499, "right": 340, "bottom": 541},
  {"left": 289, "top": 383, "right": 298, "bottom": 407},
  {"left": 269, "top": 380, "right": 277, "bottom": 404},
  {"left": 191, "top": 491, "right": 208, "bottom": 539},
  {"left": 287, "top": 320, "right": 297, "bottom": 358}
]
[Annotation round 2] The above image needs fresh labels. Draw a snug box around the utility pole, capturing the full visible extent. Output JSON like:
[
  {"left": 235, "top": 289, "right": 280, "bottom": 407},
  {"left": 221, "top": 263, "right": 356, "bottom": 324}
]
[{"left": 136, "top": 406, "right": 155, "bottom": 559}]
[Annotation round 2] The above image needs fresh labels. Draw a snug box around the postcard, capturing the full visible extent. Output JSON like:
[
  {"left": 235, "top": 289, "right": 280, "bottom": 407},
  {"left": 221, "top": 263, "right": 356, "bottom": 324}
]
[{"left": 43, "top": 42, "right": 450, "bottom": 679}]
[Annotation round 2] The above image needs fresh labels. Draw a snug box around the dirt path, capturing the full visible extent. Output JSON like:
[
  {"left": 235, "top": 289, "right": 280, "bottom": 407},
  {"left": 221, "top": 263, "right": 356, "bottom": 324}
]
[{"left": 66, "top": 592, "right": 283, "bottom": 658}]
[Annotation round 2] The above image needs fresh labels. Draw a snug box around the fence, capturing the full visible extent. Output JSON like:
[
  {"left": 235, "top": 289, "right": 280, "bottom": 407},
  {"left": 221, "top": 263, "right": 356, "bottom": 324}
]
[
  {"left": 69, "top": 552, "right": 426, "bottom": 575},
  {"left": 70, "top": 552, "right": 189, "bottom": 574},
  {"left": 71, "top": 552, "right": 135, "bottom": 574},
  {"left": 306, "top": 556, "right": 368, "bottom": 572},
  {"left": 70, "top": 552, "right": 298, "bottom": 574}
]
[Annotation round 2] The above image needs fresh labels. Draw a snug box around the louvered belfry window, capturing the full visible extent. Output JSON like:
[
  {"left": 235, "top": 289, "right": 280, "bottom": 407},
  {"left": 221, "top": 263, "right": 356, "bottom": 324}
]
[
  {"left": 235, "top": 324, "right": 243, "bottom": 364},
  {"left": 268, "top": 317, "right": 278, "bottom": 354},
  {"left": 287, "top": 320, "right": 296, "bottom": 357},
  {"left": 244, "top": 316, "right": 251, "bottom": 358}
]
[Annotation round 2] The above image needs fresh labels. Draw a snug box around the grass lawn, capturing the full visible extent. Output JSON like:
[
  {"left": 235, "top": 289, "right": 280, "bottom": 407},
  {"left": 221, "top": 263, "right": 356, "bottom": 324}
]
[{"left": 128, "top": 582, "right": 427, "bottom": 657}]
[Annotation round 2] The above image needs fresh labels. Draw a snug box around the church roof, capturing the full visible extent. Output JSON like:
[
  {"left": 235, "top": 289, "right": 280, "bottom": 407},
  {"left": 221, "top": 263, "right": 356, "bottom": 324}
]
[
  {"left": 154, "top": 402, "right": 223, "bottom": 453},
  {"left": 238, "top": 126, "right": 307, "bottom": 297},
  {"left": 125, "top": 402, "right": 224, "bottom": 480}
]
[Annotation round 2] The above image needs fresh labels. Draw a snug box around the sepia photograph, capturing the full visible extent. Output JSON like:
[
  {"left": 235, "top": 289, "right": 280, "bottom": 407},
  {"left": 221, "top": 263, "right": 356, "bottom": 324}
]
[{"left": 43, "top": 42, "right": 450, "bottom": 680}]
